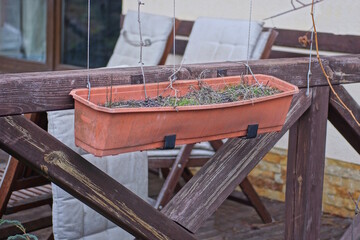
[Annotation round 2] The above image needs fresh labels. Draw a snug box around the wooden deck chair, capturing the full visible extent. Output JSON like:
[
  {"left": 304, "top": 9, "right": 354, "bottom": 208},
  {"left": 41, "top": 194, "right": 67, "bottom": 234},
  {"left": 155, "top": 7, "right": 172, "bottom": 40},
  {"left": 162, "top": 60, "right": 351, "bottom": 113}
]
[{"left": 148, "top": 17, "right": 278, "bottom": 223}]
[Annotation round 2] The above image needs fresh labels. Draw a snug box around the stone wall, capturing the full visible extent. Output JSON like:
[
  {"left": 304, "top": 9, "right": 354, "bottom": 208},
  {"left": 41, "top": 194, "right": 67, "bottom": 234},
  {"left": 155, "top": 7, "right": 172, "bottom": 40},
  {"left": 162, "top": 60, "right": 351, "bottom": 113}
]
[{"left": 247, "top": 148, "right": 360, "bottom": 218}]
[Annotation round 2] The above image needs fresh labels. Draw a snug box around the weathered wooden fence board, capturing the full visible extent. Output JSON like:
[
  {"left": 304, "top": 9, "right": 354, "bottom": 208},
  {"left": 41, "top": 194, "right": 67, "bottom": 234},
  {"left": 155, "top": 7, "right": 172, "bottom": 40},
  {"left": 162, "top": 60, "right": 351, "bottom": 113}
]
[
  {"left": 0, "top": 115, "right": 196, "bottom": 240},
  {"left": 285, "top": 86, "right": 330, "bottom": 240},
  {"left": 1, "top": 55, "right": 360, "bottom": 117},
  {"left": 161, "top": 89, "right": 312, "bottom": 232}
]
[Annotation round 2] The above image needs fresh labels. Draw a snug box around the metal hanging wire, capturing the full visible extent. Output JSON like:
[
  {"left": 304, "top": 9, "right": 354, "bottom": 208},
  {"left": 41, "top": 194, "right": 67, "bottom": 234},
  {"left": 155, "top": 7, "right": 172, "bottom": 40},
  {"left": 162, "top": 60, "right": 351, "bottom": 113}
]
[
  {"left": 86, "top": 0, "right": 91, "bottom": 100},
  {"left": 137, "top": 0, "right": 148, "bottom": 99},
  {"left": 246, "top": 0, "right": 253, "bottom": 74}
]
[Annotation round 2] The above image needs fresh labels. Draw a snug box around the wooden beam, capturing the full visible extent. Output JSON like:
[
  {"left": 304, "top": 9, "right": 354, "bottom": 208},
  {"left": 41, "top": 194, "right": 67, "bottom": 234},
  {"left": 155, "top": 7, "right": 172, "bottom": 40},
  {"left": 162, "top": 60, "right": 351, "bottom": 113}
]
[
  {"left": 161, "top": 89, "right": 312, "bottom": 233},
  {"left": 0, "top": 66, "right": 189, "bottom": 117},
  {"left": 285, "top": 86, "right": 330, "bottom": 240},
  {"left": 1, "top": 55, "right": 360, "bottom": 117},
  {"left": 328, "top": 85, "right": 360, "bottom": 154},
  {"left": 272, "top": 28, "right": 360, "bottom": 54},
  {"left": 0, "top": 115, "right": 196, "bottom": 240}
]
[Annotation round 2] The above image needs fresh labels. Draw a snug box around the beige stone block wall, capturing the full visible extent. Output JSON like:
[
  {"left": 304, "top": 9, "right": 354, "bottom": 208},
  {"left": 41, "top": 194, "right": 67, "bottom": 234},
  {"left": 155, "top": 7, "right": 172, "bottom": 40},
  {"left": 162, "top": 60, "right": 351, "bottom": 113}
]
[{"left": 247, "top": 149, "right": 360, "bottom": 218}]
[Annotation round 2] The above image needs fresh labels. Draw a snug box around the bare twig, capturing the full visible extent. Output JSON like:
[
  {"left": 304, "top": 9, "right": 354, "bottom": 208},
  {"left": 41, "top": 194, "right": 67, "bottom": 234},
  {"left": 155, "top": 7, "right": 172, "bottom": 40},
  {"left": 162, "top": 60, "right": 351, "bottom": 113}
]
[
  {"left": 137, "top": 0, "right": 147, "bottom": 99},
  {"left": 263, "top": 0, "right": 324, "bottom": 20},
  {"left": 310, "top": 0, "right": 360, "bottom": 127}
]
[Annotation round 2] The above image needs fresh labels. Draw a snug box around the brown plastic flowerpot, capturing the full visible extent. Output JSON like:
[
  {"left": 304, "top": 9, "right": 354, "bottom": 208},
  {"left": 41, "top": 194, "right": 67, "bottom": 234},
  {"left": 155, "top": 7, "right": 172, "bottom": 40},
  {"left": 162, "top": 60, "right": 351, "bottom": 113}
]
[{"left": 70, "top": 75, "right": 298, "bottom": 156}]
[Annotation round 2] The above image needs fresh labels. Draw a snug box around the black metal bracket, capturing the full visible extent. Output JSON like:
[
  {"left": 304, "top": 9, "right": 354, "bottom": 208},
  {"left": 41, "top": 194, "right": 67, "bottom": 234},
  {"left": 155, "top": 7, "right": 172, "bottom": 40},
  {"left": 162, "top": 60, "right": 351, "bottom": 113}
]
[
  {"left": 163, "top": 135, "right": 176, "bottom": 149},
  {"left": 131, "top": 75, "right": 144, "bottom": 84},
  {"left": 246, "top": 124, "right": 259, "bottom": 139},
  {"left": 217, "top": 69, "right": 227, "bottom": 77}
]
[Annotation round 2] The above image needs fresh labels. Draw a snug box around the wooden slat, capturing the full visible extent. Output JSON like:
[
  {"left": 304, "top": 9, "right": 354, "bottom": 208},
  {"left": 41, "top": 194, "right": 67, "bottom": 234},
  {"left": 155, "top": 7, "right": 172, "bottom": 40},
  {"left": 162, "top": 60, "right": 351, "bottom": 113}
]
[
  {"left": 328, "top": 85, "right": 360, "bottom": 154},
  {"left": 285, "top": 87, "right": 329, "bottom": 240},
  {"left": 155, "top": 144, "right": 195, "bottom": 210},
  {"left": 161, "top": 89, "right": 312, "bottom": 232},
  {"left": 0, "top": 116, "right": 196, "bottom": 240},
  {"left": 148, "top": 157, "right": 209, "bottom": 169},
  {"left": 6, "top": 193, "right": 52, "bottom": 215},
  {"left": 0, "top": 158, "right": 19, "bottom": 217},
  {"left": 12, "top": 175, "right": 50, "bottom": 191},
  {"left": 269, "top": 50, "right": 308, "bottom": 59},
  {"left": 0, "top": 66, "right": 189, "bottom": 117},
  {"left": 271, "top": 28, "right": 360, "bottom": 54},
  {"left": 1, "top": 55, "right": 360, "bottom": 117}
]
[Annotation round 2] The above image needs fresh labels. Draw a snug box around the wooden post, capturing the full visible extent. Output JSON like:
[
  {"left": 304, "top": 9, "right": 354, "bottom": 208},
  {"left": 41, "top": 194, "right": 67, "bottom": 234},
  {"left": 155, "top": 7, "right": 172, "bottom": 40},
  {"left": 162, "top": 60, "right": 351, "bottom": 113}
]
[{"left": 285, "top": 86, "right": 330, "bottom": 240}]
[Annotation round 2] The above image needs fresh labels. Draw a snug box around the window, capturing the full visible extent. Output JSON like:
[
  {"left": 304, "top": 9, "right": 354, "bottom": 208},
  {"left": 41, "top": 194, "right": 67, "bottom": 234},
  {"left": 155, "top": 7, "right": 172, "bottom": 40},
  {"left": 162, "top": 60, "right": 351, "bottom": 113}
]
[
  {"left": 0, "top": 0, "right": 47, "bottom": 62},
  {"left": 59, "top": 0, "right": 122, "bottom": 68},
  {"left": 0, "top": 0, "right": 122, "bottom": 73}
]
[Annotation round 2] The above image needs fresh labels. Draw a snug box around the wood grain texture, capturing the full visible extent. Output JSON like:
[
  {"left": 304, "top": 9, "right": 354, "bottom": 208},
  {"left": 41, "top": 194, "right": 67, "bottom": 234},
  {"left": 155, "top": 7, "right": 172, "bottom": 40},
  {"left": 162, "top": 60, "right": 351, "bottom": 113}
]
[
  {"left": 0, "top": 66, "right": 189, "bottom": 116},
  {"left": 0, "top": 115, "right": 196, "bottom": 240},
  {"left": 1, "top": 55, "right": 359, "bottom": 117},
  {"left": 161, "top": 89, "right": 312, "bottom": 233},
  {"left": 328, "top": 85, "right": 360, "bottom": 154},
  {"left": 285, "top": 87, "right": 330, "bottom": 240}
]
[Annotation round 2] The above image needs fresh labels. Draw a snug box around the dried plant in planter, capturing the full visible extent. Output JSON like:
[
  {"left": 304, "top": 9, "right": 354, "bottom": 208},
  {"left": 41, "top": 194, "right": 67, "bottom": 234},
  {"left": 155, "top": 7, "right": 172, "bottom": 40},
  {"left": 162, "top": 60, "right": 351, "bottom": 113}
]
[
  {"left": 105, "top": 76, "right": 282, "bottom": 109},
  {"left": 70, "top": 74, "right": 298, "bottom": 156}
]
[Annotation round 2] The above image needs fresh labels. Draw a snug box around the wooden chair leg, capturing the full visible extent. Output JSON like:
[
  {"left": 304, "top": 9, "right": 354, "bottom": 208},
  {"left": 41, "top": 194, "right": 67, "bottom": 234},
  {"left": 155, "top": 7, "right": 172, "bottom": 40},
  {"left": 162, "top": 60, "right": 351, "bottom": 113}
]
[
  {"left": 0, "top": 157, "right": 19, "bottom": 217},
  {"left": 239, "top": 177, "right": 273, "bottom": 223},
  {"left": 155, "top": 144, "right": 194, "bottom": 210}
]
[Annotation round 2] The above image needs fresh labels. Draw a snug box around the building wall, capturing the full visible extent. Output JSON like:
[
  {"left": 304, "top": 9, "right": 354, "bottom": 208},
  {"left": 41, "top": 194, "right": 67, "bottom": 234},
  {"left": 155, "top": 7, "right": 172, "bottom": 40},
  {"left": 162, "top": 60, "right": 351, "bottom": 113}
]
[
  {"left": 248, "top": 149, "right": 360, "bottom": 218},
  {"left": 123, "top": 0, "right": 360, "bottom": 165}
]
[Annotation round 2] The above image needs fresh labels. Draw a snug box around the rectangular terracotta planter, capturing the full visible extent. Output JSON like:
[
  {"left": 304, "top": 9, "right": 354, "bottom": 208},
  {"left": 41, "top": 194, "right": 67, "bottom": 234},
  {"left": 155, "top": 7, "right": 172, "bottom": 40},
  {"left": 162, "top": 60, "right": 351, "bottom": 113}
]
[{"left": 70, "top": 75, "right": 298, "bottom": 156}]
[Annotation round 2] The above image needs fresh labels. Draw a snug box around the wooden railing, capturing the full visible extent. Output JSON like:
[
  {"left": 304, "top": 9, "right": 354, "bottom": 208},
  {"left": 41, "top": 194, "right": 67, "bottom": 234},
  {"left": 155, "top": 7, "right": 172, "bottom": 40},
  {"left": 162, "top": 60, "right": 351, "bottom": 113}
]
[
  {"left": 172, "top": 19, "right": 360, "bottom": 58},
  {"left": 0, "top": 55, "right": 359, "bottom": 239}
]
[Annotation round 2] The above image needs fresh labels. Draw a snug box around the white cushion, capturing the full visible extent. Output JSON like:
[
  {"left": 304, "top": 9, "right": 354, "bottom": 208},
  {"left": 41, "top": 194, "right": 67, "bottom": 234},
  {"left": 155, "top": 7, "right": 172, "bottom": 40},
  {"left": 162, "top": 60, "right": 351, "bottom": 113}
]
[
  {"left": 107, "top": 10, "right": 173, "bottom": 67},
  {"left": 251, "top": 30, "right": 271, "bottom": 60},
  {"left": 51, "top": 153, "right": 148, "bottom": 240},
  {"left": 48, "top": 111, "right": 148, "bottom": 240},
  {"left": 183, "top": 17, "right": 264, "bottom": 64}
]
